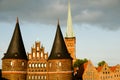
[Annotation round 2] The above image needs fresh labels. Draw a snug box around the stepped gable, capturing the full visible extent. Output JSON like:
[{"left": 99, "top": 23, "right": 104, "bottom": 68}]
[
  {"left": 2, "top": 18, "right": 27, "bottom": 60},
  {"left": 48, "top": 20, "right": 72, "bottom": 60}
]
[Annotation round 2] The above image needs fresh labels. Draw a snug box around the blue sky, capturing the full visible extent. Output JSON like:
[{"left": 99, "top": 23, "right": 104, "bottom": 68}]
[{"left": 0, "top": 0, "right": 120, "bottom": 68}]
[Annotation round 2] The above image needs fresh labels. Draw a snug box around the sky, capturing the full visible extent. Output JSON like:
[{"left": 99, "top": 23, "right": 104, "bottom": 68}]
[{"left": 0, "top": 0, "right": 120, "bottom": 68}]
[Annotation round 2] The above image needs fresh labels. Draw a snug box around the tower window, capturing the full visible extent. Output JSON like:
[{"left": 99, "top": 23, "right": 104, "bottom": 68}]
[
  {"left": 58, "top": 62, "right": 62, "bottom": 67},
  {"left": 22, "top": 61, "right": 25, "bottom": 66},
  {"left": 10, "top": 61, "right": 14, "bottom": 66},
  {"left": 49, "top": 63, "right": 52, "bottom": 68},
  {"left": 10, "top": 61, "right": 13, "bottom": 66}
]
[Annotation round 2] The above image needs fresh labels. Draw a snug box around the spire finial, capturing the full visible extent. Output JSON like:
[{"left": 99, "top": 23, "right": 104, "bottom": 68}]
[
  {"left": 16, "top": 17, "right": 19, "bottom": 23},
  {"left": 58, "top": 18, "right": 60, "bottom": 26}
]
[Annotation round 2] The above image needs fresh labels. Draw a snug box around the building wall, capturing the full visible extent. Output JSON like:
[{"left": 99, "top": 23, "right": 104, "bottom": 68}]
[
  {"left": 83, "top": 61, "right": 100, "bottom": 80},
  {"left": 98, "top": 63, "right": 115, "bottom": 80},
  {"left": 48, "top": 59, "right": 73, "bottom": 80},
  {"left": 64, "top": 37, "right": 76, "bottom": 63},
  {"left": 27, "top": 41, "right": 48, "bottom": 80},
  {"left": 2, "top": 59, "right": 27, "bottom": 80}
]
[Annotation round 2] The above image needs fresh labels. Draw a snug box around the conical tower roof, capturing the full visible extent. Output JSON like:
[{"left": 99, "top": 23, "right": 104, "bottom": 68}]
[
  {"left": 2, "top": 18, "right": 27, "bottom": 60},
  {"left": 48, "top": 20, "right": 72, "bottom": 60}
]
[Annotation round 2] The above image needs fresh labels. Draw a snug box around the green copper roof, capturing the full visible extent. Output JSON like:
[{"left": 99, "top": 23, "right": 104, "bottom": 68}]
[
  {"left": 66, "top": 0, "right": 75, "bottom": 37},
  {"left": 2, "top": 18, "right": 27, "bottom": 60},
  {"left": 48, "top": 20, "right": 72, "bottom": 60}
]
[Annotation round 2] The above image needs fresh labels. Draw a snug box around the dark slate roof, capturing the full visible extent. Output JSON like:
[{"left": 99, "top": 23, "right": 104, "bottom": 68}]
[
  {"left": 48, "top": 20, "right": 72, "bottom": 60},
  {"left": 2, "top": 18, "right": 27, "bottom": 60}
]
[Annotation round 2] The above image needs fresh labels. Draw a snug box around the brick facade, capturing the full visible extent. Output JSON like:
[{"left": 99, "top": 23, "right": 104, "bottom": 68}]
[
  {"left": 27, "top": 41, "right": 48, "bottom": 80},
  {"left": 2, "top": 59, "right": 27, "bottom": 80},
  {"left": 64, "top": 37, "right": 76, "bottom": 64}
]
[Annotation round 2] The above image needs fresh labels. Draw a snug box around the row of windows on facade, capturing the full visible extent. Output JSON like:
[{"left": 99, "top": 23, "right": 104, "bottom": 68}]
[
  {"left": 100, "top": 74, "right": 120, "bottom": 79},
  {"left": 49, "top": 62, "right": 62, "bottom": 68},
  {"left": 28, "top": 62, "right": 62, "bottom": 68},
  {"left": 28, "top": 63, "right": 47, "bottom": 68},
  {"left": 28, "top": 52, "right": 47, "bottom": 59},
  {"left": 28, "top": 69, "right": 47, "bottom": 72},
  {"left": 28, "top": 75, "right": 46, "bottom": 80},
  {"left": 10, "top": 61, "right": 25, "bottom": 66},
  {"left": 85, "top": 71, "right": 120, "bottom": 79}
]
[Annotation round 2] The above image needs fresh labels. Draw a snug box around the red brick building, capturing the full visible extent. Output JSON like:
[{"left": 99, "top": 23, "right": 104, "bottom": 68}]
[{"left": 27, "top": 41, "right": 48, "bottom": 80}]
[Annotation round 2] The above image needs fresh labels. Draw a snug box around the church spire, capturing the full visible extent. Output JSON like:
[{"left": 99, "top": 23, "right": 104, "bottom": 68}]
[
  {"left": 66, "top": 0, "right": 74, "bottom": 37},
  {"left": 2, "top": 17, "right": 27, "bottom": 60}
]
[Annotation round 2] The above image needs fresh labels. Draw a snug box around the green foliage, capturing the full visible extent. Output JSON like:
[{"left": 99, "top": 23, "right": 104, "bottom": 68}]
[
  {"left": 73, "top": 58, "right": 88, "bottom": 68},
  {"left": 98, "top": 60, "right": 106, "bottom": 66}
]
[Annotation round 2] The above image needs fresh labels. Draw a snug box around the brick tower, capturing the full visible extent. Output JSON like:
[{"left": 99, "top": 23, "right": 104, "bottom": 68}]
[
  {"left": 2, "top": 18, "right": 28, "bottom": 80},
  {"left": 48, "top": 20, "right": 73, "bottom": 80},
  {"left": 64, "top": 0, "right": 76, "bottom": 63}
]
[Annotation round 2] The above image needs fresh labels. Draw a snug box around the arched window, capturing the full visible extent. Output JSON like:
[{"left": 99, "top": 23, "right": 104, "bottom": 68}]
[
  {"left": 32, "top": 76, "right": 34, "bottom": 79},
  {"left": 29, "top": 55, "right": 32, "bottom": 59},
  {"left": 35, "top": 76, "right": 37, "bottom": 79},
  {"left": 41, "top": 63, "right": 43, "bottom": 68},
  {"left": 41, "top": 52, "right": 43, "bottom": 58},
  {"left": 44, "top": 76, "right": 46, "bottom": 79},
  {"left": 32, "top": 63, "right": 34, "bottom": 68},
  {"left": 28, "top": 76, "right": 31, "bottom": 79},
  {"left": 38, "top": 76, "right": 40, "bottom": 79},
  {"left": 22, "top": 61, "right": 25, "bottom": 66},
  {"left": 58, "top": 62, "right": 61, "bottom": 67},
  {"left": 35, "top": 63, "right": 37, "bottom": 68},
  {"left": 38, "top": 63, "right": 41, "bottom": 68},
  {"left": 29, "top": 63, "right": 31, "bottom": 68},
  {"left": 44, "top": 63, "right": 46, "bottom": 68},
  {"left": 37, "top": 46, "right": 39, "bottom": 51},
  {"left": 33, "top": 52, "right": 35, "bottom": 58},
  {"left": 49, "top": 63, "right": 52, "bottom": 68},
  {"left": 37, "top": 52, "right": 39, "bottom": 58}
]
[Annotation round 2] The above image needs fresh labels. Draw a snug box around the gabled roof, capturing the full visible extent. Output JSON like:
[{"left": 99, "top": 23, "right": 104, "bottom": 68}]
[
  {"left": 110, "top": 66, "right": 117, "bottom": 72},
  {"left": 2, "top": 18, "right": 27, "bottom": 60},
  {"left": 48, "top": 20, "right": 72, "bottom": 60},
  {"left": 97, "top": 66, "right": 103, "bottom": 72}
]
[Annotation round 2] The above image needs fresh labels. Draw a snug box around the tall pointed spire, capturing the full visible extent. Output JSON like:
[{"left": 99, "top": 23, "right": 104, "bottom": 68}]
[
  {"left": 48, "top": 20, "right": 72, "bottom": 60},
  {"left": 66, "top": 0, "right": 74, "bottom": 37},
  {"left": 2, "top": 18, "right": 27, "bottom": 60},
  {"left": 16, "top": 17, "right": 19, "bottom": 23}
]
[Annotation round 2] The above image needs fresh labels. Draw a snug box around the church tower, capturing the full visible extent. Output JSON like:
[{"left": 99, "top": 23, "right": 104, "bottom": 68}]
[
  {"left": 64, "top": 0, "right": 76, "bottom": 63},
  {"left": 48, "top": 20, "right": 73, "bottom": 80},
  {"left": 2, "top": 18, "right": 28, "bottom": 80}
]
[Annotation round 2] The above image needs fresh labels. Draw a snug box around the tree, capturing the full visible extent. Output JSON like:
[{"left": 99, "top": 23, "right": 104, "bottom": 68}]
[
  {"left": 98, "top": 60, "right": 106, "bottom": 66},
  {"left": 73, "top": 58, "right": 88, "bottom": 68}
]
